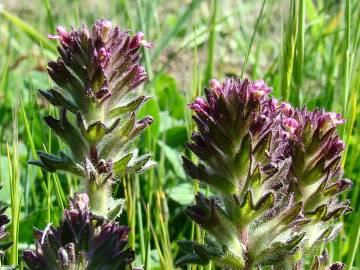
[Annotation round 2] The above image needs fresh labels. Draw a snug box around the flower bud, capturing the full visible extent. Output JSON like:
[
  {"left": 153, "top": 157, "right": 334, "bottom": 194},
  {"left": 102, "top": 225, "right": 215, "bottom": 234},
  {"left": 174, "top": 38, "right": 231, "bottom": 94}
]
[
  {"left": 129, "top": 32, "right": 153, "bottom": 49},
  {"left": 279, "top": 102, "right": 293, "bottom": 116},
  {"left": 283, "top": 117, "right": 299, "bottom": 136},
  {"left": 319, "top": 112, "right": 345, "bottom": 132},
  {"left": 249, "top": 79, "right": 272, "bottom": 100},
  {"left": 48, "top": 26, "right": 70, "bottom": 43},
  {"left": 94, "top": 19, "right": 112, "bottom": 42}
]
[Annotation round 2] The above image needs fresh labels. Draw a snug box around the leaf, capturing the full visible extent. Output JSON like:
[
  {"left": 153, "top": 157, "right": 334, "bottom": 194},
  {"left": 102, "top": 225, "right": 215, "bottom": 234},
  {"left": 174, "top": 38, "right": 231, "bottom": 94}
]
[
  {"left": 157, "top": 141, "right": 185, "bottom": 179},
  {"left": 138, "top": 98, "right": 160, "bottom": 139},
  {"left": 159, "top": 125, "right": 188, "bottom": 148},
  {"left": 168, "top": 183, "right": 195, "bottom": 205},
  {"left": 18, "top": 208, "right": 61, "bottom": 243},
  {"left": 109, "top": 96, "right": 150, "bottom": 118},
  {"left": 85, "top": 121, "right": 108, "bottom": 144},
  {"left": 154, "top": 73, "right": 186, "bottom": 120},
  {"left": 0, "top": 9, "right": 56, "bottom": 53},
  {"left": 113, "top": 153, "right": 133, "bottom": 175}
]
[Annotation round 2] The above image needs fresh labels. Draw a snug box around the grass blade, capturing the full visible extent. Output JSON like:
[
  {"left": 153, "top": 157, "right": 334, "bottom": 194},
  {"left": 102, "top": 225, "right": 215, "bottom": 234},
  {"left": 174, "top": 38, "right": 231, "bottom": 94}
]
[
  {"left": 0, "top": 9, "right": 56, "bottom": 53},
  {"left": 240, "top": 0, "right": 266, "bottom": 79},
  {"left": 280, "top": 0, "right": 298, "bottom": 101},
  {"left": 152, "top": 0, "right": 203, "bottom": 62},
  {"left": 204, "top": 0, "right": 218, "bottom": 84}
]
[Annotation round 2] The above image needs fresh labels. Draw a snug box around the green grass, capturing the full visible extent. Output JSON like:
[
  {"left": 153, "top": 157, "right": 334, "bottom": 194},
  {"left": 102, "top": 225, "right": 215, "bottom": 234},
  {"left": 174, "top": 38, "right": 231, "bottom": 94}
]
[{"left": 0, "top": 0, "right": 360, "bottom": 269}]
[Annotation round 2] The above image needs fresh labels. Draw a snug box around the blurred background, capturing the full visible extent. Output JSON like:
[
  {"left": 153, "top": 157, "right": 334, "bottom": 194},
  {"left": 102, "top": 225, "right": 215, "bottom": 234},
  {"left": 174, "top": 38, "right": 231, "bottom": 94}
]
[{"left": 0, "top": 0, "right": 359, "bottom": 269}]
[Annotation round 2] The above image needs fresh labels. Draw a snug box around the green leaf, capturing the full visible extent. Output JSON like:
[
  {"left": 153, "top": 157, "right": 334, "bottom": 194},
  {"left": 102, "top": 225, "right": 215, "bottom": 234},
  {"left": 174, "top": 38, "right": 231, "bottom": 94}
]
[
  {"left": 0, "top": 9, "right": 56, "bottom": 53},
  {"left": 154, "top": 73, "right": 186, "bottom": 120},
  {"left": 113, "top": 153, "right": 133, "bottom": 175},
  {"left": 168, "top": 183, "right": 195, "bottom": 205},
  {"left": 18, "top": 208, "right": 61, "bottom": 243},
  {"left": 159, "top": 126, "right": 188, "bottom": 148},
  {"left": 85, "top": 121, "right": 108, "bottom": 144},
  {"left": 109, "top": 96, "right": 150, "bottom": 118},
  {"left": 138, "top": 98, "right": 160, "bottom": 139},
  {"left": 157, "top": 140, "right": 185, "bottom": 179}
]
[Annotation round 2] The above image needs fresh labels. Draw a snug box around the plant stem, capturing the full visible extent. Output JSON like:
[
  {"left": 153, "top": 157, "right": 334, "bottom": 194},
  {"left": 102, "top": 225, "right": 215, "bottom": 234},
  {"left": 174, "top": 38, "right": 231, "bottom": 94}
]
[{"left": 86, "top": 180, "right": 111, "bottom": 215}]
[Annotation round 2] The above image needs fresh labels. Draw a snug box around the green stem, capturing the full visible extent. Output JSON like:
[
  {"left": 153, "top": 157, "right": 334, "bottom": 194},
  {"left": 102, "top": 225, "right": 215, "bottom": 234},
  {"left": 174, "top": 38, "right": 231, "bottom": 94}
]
[{"left": 86, "top": 180, "right": 111, "bottom": 215}]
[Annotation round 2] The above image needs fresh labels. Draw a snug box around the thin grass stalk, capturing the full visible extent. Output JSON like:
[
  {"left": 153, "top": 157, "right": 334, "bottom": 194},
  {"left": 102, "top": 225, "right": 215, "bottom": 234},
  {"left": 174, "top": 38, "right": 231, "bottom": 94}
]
[
  {"left": 144, "top": 203, "right": 151, "bottom": 270},
  {"left": 149, "top": 212, "right": 165, "bottom": 268},
  {"left": 204, "top": 0, "right": 218, "bottom": 84},
  {"left": 124, "top": 174, "right": 136, "bottom": 249},
  {"left": 118, "top": 0, "right": 133, "bottom": 28},
  {"left": 280, "top": 0, "right": 298, "bottom": 101},
  {"left": 0, "top": 9, "right": 56, "bottom": 52},
  {"left": 42, "top": 0, "right": 55, "bottom": 31},
  {"left": 152, "top": 0, "right": 203, "bottom": 62},
  {"left": 346, "top": 213, "right": 360, "bottom": 269},
  {"left": 20, "top": 97, "right": 49, "bottom": 197},
  {"left": 136, "top": 0, "right": 154, "bottom": 81},
  {"left": 240, "top": 0, "right": 266, "bottom": 79},
  {"left": 7, "top": 118, "right": 21, "bottom": 266},
  {"left": 292, "top": 0, "right": 305, "bottom": 107},
  {"left": 46, "top": 106, "right": 52, "bottom": 223},
  {"left": 52, "top": 174, "right": 65, "bottom": 211},
  {"left": 156, "top": 191, "right": 174, "bottom": 269},
  {"left": 342, "top": 90, "right": 357, "bottom": 166},
  {"left": 342, "top": 0, "right": 351, "bottom": 118}
]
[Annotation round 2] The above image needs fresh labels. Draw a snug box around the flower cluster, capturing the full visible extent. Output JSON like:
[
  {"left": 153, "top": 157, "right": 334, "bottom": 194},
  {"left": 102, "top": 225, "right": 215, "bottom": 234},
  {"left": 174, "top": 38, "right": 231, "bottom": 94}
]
[
  {"left": 177, "top": 78, "right": 351, "bottom": 269},
  {"left": 31, "top": 20, "right": 154, "bottom": 216},
  {"left": 23, "top": 193, "right": 136, "bottom": 270},
  {"left": 24, "top": 20, "right": 152, "bottom": 270}
]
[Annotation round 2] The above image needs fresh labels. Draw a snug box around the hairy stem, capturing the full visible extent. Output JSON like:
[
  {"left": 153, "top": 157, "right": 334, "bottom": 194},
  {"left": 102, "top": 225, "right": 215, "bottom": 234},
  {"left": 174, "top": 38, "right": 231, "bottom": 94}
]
[{"left": 86, "top": 180, "right": 111, "bottom": 215}]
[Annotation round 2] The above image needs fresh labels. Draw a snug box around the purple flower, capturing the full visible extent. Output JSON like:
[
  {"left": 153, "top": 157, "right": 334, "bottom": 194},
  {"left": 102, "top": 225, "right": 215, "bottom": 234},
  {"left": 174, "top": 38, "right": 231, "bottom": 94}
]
[
  {"left": 177, "top": 77, "right": 351, "bottom": 269},
  {"left": 48, "top": 26, "right": 70, "bottom": 44},
  {"left": 282, "top": 117, "right": 299, "bottom": 137},
  {"left": 129, "top": 32, "right": 153, "bottom": 49},
  {"left": 93, "top": 19, "right": 112, "bottom": 42},
  {"left": 23, "top": 193, "right": 135, "bottom": 270},
  {"left": 279, "top": 102, "right": 293, "bottom": 116},
  {"left": 32, "top": 20, "right": 155, "bottom": 216},
  {"left": 319, "top": 112, "right": 346, "bottom": 132},
  {"left": 248, "top": 79, "right": 272, "bottom": 100}
]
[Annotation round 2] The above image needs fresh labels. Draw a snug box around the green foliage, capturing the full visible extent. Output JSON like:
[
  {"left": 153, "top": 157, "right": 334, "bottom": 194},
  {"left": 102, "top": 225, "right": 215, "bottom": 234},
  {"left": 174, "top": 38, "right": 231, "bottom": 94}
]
[{"left": 0, "top": 0, "right": 359, "bottom": 269}]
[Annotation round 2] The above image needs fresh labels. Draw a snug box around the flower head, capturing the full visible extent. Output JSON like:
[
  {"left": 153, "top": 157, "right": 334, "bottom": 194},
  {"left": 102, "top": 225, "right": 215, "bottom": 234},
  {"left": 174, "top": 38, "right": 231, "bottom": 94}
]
[
  {"left": 23, "top": 193, "right": 135, "bottom": 270},
  {"left": 177, "top": 78, "right": 351, "bottom": 269},
  {"left": 32, "top": 20, "right": 155, "bottom": 216}
]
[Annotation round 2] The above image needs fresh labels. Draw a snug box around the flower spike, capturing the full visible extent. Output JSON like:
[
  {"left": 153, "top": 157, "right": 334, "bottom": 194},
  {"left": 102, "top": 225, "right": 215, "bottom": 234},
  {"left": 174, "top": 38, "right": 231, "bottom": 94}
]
[
  {"left": 177, "top": 78, "right": 351, "bottom": 269},
  {"left": 23, "top": 193, "right": 136, "bottom": 270},
  {"left": 31, "top": 20, "right": 155, "bottom": 216}
]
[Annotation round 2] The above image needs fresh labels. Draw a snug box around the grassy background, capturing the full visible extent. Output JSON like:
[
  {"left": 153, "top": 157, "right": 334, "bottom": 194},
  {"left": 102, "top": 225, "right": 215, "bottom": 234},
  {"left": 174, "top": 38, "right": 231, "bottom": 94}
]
[{"left": 0, "top": 0, "right": 360, "bottom": 269}]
